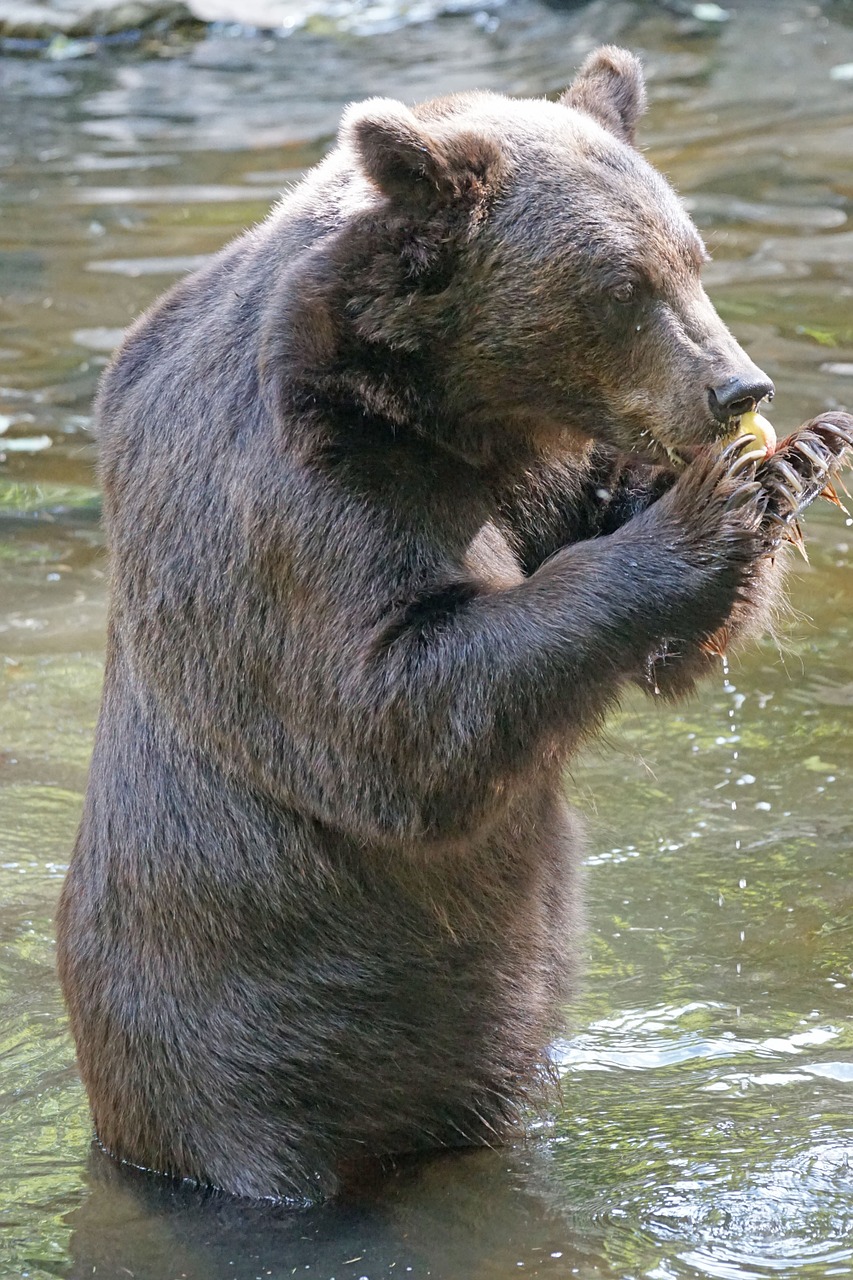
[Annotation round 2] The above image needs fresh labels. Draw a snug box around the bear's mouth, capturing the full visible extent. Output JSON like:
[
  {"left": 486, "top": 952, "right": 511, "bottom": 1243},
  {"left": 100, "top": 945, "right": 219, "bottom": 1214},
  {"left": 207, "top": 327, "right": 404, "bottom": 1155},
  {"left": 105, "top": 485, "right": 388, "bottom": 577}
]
[{"left": 647, "top": 406, "right": 772, "bottom": 472}]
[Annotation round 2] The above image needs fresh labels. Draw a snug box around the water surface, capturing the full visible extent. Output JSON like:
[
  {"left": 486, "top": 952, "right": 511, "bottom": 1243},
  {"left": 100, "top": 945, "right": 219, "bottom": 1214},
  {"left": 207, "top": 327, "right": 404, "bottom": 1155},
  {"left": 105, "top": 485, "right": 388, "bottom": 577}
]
[{"left": 2, "top": 1, "right": 853, "bottom": 1276}]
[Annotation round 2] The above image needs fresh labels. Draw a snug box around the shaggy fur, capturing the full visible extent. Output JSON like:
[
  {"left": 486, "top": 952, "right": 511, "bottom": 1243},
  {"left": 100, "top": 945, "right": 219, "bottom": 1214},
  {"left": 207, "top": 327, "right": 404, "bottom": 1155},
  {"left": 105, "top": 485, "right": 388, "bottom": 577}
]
[{"left": 57, "top": 47, "right": 852, "bottom": 1202}]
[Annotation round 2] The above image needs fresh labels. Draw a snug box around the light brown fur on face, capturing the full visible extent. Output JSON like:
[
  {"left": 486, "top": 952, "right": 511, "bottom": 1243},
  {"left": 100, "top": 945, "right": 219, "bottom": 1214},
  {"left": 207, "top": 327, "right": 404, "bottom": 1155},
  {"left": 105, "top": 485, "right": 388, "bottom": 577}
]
[
  {"left": 325, "top": 49, "right": 772, "bottom": 467},
  {"left": 407, "top": 91, "right": 768, "bottom": 461}
]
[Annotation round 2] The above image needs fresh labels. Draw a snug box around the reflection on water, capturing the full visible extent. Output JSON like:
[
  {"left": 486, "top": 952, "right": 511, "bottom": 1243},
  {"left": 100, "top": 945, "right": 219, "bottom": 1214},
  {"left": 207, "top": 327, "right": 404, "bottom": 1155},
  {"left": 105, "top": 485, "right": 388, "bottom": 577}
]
[{"left": 2, "top": 0, "right": 853, "bottom": 1276}]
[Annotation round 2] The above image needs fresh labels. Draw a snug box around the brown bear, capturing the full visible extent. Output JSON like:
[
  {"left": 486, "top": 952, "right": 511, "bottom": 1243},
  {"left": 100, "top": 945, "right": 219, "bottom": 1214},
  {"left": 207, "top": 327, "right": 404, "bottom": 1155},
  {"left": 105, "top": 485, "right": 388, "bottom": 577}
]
[{"left": 57, "top": 46, "right": 851, "bottom": 1203}]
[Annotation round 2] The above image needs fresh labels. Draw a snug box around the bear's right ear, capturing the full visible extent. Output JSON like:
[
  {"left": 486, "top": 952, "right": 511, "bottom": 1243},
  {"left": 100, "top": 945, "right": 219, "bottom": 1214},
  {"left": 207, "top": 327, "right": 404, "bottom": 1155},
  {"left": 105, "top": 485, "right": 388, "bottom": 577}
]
[
  {"left": 560, "top": 46, "right": 647, "bottom": 147},
  {"left": 341, "top": 98, "right": 502, "bottom": 206}
]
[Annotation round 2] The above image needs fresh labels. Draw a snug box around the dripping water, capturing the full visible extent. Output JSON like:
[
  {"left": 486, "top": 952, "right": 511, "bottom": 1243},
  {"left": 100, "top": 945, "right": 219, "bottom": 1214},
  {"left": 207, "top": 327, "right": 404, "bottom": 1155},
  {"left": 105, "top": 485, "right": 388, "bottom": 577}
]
[{"left": 720, "top": 653, "right": 749, "bottom": 984}]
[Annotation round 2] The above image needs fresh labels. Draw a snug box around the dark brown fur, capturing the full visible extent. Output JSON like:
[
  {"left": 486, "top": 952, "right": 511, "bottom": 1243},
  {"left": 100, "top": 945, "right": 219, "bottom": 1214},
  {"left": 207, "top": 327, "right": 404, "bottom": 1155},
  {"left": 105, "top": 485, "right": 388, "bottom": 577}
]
[{"left": 56, "top": 47, "right": 853, "bottom": 1202}]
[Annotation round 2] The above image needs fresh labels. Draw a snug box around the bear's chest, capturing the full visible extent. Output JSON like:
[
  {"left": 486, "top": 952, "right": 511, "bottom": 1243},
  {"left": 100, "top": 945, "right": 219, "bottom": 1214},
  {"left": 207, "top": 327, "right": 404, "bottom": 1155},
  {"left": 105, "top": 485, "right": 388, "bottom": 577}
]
[{"left": 463, "top": 521, "right": 525, "bottom": 591}]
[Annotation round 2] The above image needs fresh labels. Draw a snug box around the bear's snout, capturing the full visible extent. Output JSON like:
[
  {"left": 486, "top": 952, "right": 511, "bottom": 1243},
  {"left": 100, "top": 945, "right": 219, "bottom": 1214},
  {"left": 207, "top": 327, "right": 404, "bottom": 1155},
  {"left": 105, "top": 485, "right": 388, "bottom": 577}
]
[{"left": 708, "top": 371, "right": 775, "bottom": 425}]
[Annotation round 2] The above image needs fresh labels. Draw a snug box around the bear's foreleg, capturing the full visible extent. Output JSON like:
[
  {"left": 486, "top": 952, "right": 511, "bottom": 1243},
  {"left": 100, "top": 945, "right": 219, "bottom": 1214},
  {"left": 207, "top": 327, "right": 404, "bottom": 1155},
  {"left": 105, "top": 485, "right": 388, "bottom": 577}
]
[{"left": 350, "top": 438, "right": 801, "bottom": 842}]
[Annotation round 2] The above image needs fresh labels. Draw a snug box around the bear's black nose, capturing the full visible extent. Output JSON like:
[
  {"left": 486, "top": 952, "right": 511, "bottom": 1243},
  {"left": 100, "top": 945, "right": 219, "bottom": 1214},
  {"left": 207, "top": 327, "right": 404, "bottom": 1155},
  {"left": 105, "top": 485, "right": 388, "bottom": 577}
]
[{"left": 709, "top": 374, "right": 775, "bottom": 423}]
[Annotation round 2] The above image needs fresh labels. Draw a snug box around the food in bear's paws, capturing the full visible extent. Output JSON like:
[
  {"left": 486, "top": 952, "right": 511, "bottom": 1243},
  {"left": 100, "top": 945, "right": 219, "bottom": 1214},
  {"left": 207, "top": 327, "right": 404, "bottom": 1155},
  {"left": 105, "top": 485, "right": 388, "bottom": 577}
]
[{"left": 736, "top": 410, "right": 777, "bottom": 460}]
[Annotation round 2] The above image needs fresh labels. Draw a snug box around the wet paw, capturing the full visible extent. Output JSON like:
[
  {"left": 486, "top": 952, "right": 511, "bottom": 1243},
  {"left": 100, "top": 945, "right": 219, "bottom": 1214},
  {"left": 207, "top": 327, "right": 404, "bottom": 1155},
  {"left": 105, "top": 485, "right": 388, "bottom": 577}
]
[
  {"left": 661, "top": 436, "right": 768, "bottom": 546},
  {"left": 756, "top": 410, "right": 853, "bottom": 545}
]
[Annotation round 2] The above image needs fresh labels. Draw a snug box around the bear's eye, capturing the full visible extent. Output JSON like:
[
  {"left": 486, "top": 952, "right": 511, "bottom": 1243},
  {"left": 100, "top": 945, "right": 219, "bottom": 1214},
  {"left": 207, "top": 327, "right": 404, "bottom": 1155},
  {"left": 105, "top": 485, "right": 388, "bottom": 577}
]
[{"left": 612, "top": 281, "right": 635, "bottom": 304}]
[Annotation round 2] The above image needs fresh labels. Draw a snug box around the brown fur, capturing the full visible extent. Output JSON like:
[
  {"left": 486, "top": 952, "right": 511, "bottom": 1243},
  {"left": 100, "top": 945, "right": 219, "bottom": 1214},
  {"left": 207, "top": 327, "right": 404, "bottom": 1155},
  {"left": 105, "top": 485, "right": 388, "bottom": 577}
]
[{"left": 56, "top": 47, "right": 853, "bottom": 1203}]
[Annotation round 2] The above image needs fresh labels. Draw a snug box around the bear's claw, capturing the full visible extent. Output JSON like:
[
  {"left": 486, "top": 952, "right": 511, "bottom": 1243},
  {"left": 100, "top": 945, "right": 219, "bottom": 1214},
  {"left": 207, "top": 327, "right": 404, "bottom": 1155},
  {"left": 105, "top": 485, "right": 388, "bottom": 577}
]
[
  {"left": 752, "top": 410, "right": 853, "bottom": 544},
  {"left": 723, "top": 478, "right": 765, "bottom": 512}
]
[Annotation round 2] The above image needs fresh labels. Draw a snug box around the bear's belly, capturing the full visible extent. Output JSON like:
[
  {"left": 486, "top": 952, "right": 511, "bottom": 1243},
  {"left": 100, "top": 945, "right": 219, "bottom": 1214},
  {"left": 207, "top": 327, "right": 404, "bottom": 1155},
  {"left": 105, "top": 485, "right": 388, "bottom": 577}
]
[{"left": 58, "top": 704, "right": 580, "bottom": 1200}]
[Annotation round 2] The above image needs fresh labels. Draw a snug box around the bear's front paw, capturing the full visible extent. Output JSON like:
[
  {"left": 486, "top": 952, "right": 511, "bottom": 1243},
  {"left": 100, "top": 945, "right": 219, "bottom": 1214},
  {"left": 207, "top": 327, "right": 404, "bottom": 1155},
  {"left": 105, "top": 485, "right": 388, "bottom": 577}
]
[
  {"left": 646, "top": 441, "right": 774, "bottom": 626},
  {"left": 664, "top": 437, "right": 771, "bottom": 552},
  {"left": 755, "top": 410, "right": 853, "bottom": 547}
]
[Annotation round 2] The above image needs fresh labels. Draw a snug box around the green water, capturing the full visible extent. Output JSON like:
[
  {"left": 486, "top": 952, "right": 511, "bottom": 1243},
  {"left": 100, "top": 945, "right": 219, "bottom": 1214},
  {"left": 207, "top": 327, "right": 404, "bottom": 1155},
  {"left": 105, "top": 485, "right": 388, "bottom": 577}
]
[{"left": 2, "top": 1, "right": 853, "bottom": 1276}]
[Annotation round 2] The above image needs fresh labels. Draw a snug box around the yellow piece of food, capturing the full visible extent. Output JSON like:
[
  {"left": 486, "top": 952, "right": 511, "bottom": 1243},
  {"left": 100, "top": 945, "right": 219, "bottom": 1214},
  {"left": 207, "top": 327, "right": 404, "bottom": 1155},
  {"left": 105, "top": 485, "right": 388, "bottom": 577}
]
[{"left": 737, "top": 410, "right": 777, "bottom": 459}]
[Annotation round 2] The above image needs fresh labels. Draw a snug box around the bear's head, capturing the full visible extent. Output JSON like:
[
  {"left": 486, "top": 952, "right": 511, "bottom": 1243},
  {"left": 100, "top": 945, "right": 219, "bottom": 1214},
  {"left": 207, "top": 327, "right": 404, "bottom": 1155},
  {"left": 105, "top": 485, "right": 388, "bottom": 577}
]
[{"left": 286, "top": 47, "right": 772, "bottom": 468}]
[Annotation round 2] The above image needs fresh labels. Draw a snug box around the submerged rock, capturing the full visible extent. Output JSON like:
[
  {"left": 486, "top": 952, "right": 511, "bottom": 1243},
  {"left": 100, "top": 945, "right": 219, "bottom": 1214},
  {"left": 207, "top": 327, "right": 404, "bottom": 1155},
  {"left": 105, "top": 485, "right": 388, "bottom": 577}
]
[
  {"left": 70, "top": 2, "right": 200, "bottom": 35},
  {"left": 0, "top": 1, "right": 200, "bottom": 39},
  {"left": 0, "top": 0, "right": 504, "bottom": 41}
]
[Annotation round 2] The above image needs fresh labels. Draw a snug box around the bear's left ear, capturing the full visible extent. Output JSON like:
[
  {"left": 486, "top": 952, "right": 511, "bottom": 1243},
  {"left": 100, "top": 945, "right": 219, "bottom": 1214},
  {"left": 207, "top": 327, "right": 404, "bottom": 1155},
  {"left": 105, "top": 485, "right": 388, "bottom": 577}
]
[
  {"left": 559, "top": 46, "right": 647, "bottom": 147},
  {"left": 341, "top": 97, "right": 502, "bottom": 206}
]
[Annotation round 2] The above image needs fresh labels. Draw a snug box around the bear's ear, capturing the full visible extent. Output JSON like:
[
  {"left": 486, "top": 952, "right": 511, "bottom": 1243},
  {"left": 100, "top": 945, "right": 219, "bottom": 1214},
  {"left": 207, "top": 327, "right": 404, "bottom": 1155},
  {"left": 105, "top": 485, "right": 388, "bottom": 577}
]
[
  {"left": 559, "top": 46, "right": 647, "bottom": 147},
  {"left": 341, "top": 97, "right": 502, "bottom": 205}
]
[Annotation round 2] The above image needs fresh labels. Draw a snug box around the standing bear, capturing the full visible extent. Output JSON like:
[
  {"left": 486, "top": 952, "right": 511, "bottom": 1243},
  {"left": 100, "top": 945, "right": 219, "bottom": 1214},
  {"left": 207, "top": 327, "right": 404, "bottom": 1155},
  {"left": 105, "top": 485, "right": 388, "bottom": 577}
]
[{"left": 57, "top": 47, "right": 851, "bottom": 1202}]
